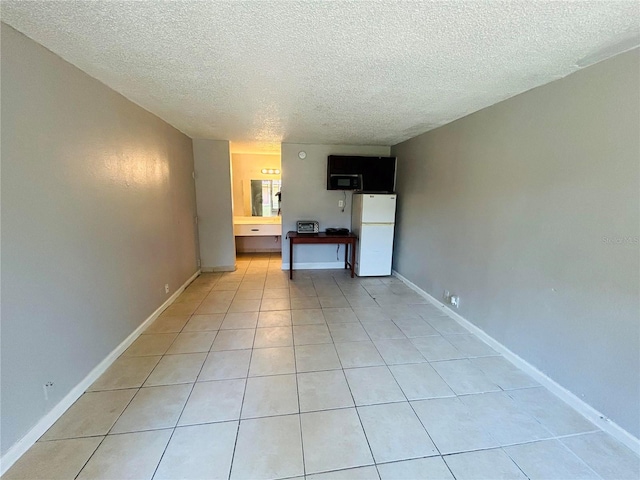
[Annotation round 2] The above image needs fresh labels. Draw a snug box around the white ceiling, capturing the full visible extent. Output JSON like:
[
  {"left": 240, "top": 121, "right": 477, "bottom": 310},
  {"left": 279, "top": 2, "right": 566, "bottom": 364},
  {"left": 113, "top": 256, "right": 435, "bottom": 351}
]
[{"left": 2, "top": 1, "right": 639, "bottom": 146}]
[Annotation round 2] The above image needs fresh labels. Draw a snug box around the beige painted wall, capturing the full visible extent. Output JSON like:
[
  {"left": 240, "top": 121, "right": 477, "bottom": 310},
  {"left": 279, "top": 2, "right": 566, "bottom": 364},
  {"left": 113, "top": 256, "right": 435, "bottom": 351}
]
[
  {"left": 193, "top": 139, "right": 236, "bottom": 270},
  {"left": 281, "top": 143, "right": 390, "bottom": 267},
  {"left": 231, "top": 153, "right": 281, "bottom": 217},
  {"left": 1, "top": 24, "right": 198, "bottom": 454},
  {"left": 392, "top": 49, "right": 640, "bottom": 437}
]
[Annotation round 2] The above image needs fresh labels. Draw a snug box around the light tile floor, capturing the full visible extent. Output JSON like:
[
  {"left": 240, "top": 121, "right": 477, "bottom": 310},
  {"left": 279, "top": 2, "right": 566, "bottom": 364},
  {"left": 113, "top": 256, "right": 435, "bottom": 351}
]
[{"left": 4, "top": 252, "right": 639, "bottom": 480}]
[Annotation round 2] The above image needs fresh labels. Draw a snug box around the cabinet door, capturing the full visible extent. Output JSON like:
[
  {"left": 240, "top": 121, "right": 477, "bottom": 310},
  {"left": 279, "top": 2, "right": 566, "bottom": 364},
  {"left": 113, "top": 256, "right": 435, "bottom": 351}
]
[
  {"left": 361, "top": 195, "right": 396, "bottom": 224},
  {"left": 356, "top": 224, "right": 394, "bottom": 276}
]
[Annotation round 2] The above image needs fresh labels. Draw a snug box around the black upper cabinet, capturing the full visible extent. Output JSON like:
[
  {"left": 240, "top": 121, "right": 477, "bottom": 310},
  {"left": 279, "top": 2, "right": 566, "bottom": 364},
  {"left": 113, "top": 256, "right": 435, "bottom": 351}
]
[{"left": 327, "top": 155, "right": 396, "bottom": 192}]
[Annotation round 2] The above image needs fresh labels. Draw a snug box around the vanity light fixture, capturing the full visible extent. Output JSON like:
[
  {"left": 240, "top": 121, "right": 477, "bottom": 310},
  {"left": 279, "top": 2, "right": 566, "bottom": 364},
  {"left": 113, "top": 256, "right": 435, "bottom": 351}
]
[{"left": 261, "top": 168, "right": 280, "bottom": 175}]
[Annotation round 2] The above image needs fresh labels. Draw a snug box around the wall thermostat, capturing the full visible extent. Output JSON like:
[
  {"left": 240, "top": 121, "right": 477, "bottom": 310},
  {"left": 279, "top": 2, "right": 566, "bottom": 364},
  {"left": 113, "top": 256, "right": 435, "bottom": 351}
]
[{"left": 298, "top": 151, "right": 307, "bottom": 159}]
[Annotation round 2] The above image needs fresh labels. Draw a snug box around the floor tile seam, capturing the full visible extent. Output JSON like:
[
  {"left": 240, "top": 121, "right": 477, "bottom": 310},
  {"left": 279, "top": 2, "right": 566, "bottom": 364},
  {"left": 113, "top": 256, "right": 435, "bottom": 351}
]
[
  {"left": 304, "top": 458, "right": 378, "bottom": 478},
  {"left": 238, "top": 277, "right": 267, "bottom": 284},
  {"left": 341, "top": 362, "right": 424, "bottom": 374},
  {"left": 197, "top": 346, "right": 252, "bottom": 383},
  {"left": 91, "top": 377, "right": 196, "bottom": 438},
  {"left": 142, "top": 371, "right": 206, "bottom": 389},
  {"left": 100, "top": 374, "right": 149, "bottom": 438},
  {"left": 309, "top": 398, "right": 411, "bottom": 414},
  {"left": 36, "top": 432, "right": 107, "bottom": 445},
  {"left": 167, "top": 329, "right": 219, "bottom": 356},
  {"left": 70, "top": 426, "right": 175, "bottom": 479},
  {"left": 371, "top": 457, "right": 450, "bottom": 478},
  {"left": 444, "top": 397, "right": 556, "bottom": 452},
  {"left": 485, "top": 430, "right": 579, "bottom": 449},
  {"left": 290, "top": 324, "right": 307, "bottom": 478},
  {"left": 458, "top": 391, "right": 559, "bottom": 442},
  {"left": 363, "top": 340, "right": 415, "bottom": 406},
  {"left": 436, "top": 442, "right": 534, "bottom": 457},
  {"left": 312, "top": 453, "right": 455, "bottom": 478},
  {"left": 353, "top": 352, "right": 440, "bottom": 457},
  {"left": 386, "top": 356, "right": 460, "bottom": 402},
  {"left": 339, "top": 359, "right": 379, "bottom": 469},
  {"left": 87, "top": 370, "right": 163, "bottom": 393},
  {"left": 229, "top": 410, "right": 308, "bottom": 424},
  {"left": 423, "top": 355, "right": 502, "bottom": 376},
  {"left": 315, "top": 331, "right": 355, "bottom": 414},
  {"left": 558, "top": 434, "right": 637, "bottom": 474},
  {"left": 430, "top": 387, "right": 529, "bottom": 403},
  {"left": 491, "top": 445, "right": 535, "bottom": 480},
  {"left": 71, "top": 433, "right": 110, "bottom": 480},
  {"left": 404, "top": 394, "right": 503, "bottom": 449},
  {"left": 150, "top": 356, "right": 207, "bottom": 480},
  {"left": 499, "top": 438, "right": 605, "bottom": 480},
  {"left": 553, "top": 429, "right": 606, "bottom": 441},
  {"left": 81, "top": 424, "right": 180, "bottom": 437},
  {"left": 405, "top": 394, "right": 444, "bottom": 461},
  {"left": 183, "top": 283, "right": 215, "bottom": 297},
  {"left": 227, "top": 319, "right": 258, "bottom": 480},
  {"left": 172, "top": 349, "right": 213, "bottom": 425},
  {"left": 169, "top": 277, "right": 212, "bottom": 318},
  {"left": 349, "top": 316, "right": 378, "bottom": 349},
  {"left": 435, "top": 350, "right": 503, "bottom": 361},
  {"left": 493, "top": 384, "right": 545, "bottom": 394}
]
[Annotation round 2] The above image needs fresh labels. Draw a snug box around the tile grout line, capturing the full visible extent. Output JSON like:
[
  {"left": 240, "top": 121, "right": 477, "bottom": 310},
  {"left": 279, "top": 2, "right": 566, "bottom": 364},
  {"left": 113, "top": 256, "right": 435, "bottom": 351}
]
[
  {"left": 227, "top": 277, "right": 257, "bottom": 480},
  {"left": 361, "top": 329, "right": 452, "bottom": 466},
  {"left": 337, "top": 337, "right": 380, "bottom": 475},
  {"left": 292, "top": 320, "right": 307, "bottom": 479},
  {"left": 148, "top": 330, "right": 214, "bottom": 480},
  {"left": 72, "top": 381, "right": 143, "bottom": 478},
  {"left": 496, "top": 445, "right": 537, "bottom": 480}
]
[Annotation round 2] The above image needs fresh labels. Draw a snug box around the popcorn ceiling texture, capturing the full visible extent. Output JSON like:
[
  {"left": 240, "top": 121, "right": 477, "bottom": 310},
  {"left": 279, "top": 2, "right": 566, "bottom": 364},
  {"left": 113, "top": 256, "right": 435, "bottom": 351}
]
[{"left": 2, "top": 1, "right": 638, "bottom": 145}]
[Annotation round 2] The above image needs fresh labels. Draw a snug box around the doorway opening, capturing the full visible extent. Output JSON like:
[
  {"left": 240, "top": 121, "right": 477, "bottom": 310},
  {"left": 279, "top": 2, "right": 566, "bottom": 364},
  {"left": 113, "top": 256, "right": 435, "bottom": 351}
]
[{"left": 229, "top": 143, "right": 282, "bottom": 267}]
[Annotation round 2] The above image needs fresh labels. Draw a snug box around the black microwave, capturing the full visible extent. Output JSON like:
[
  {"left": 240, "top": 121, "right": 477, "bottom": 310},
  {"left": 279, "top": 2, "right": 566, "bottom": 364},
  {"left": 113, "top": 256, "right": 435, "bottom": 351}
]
[{"left": 328, "top": 174, "right": 362, "bottom": 190}]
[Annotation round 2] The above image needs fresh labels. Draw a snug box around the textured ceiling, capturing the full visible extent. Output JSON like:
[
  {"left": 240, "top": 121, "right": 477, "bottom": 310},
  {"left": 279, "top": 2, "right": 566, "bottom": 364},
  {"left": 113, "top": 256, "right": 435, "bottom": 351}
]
[{"left": 2, "top": 1, "right": 639, "bottom": 145}]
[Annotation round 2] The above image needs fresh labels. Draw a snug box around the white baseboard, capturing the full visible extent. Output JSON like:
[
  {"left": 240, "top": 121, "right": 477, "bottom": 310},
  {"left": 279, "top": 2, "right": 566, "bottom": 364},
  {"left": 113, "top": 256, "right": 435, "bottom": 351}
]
[
  {"left": 392, "top": 269, "right": 640, "bottom": 455},
  {"left": 281, "top": 261, "right": 346, "bottom": 270},
  {"left": 0, "top": 270, "right": 201, "bottom": 476}
]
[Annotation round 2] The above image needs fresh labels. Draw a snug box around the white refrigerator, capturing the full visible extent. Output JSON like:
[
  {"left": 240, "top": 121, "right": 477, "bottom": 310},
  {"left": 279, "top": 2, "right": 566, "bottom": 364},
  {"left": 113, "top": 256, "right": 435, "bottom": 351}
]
[{"left": 351, "top": 193, "right": 397, "bottom": 276}]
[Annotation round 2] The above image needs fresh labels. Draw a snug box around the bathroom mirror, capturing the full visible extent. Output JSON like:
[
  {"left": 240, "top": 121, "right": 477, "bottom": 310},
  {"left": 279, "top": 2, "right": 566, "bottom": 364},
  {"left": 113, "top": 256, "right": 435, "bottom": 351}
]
[{"left": 250, "top": 179, "right": 282, "bottom": 217}]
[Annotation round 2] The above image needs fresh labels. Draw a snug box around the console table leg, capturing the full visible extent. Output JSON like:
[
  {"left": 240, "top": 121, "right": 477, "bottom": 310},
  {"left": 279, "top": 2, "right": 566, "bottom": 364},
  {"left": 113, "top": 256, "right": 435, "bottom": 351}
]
[
  {"left": 350, "top": 240, "right": 356, "bottom": 278},
  {"left": 289, "top": 237, "right": 293, "bottom": 280},
  {"left": 344, "top": 244, "right": 348, "bottom": 270}
]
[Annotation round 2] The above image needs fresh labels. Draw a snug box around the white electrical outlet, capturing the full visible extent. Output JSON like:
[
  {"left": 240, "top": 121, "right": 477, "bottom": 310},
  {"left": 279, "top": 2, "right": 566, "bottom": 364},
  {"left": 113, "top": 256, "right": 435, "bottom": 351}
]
[
  {"left": 450, "top": 295, "right": 460, "bottom": 308},
  {"left": 443, "top": 290, "right": 450, "bottom": 302},
  {"left": 338, "top": 200, "right": 344, "bottom": 208},
  {"left": 43, "top": 382, "right": 54, "bottom": 401},
  {"left": 165, "top": 284, "right": 170, "bottom": 294}
]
